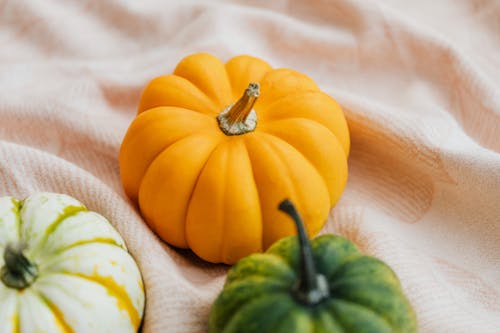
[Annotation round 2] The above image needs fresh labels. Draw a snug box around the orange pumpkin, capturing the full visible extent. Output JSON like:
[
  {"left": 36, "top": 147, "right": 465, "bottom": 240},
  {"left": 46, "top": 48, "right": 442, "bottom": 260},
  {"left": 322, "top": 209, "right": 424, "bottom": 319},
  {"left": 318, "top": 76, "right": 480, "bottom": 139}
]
[{"left": 119, "top": 53, "right": 349, "bottom": 264}]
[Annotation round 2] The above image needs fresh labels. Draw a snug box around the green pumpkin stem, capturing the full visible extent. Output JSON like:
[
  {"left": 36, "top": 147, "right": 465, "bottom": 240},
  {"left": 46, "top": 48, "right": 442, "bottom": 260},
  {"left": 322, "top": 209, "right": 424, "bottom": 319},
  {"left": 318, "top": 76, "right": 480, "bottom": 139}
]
[
  {"left": 217, "top": 83, "right": 259, "bottom": 135},
  {"left": 279, "top": 199, "right": 330, "bottom": 305},
  {"left": 1, "top": 243, "right": 38, "bottom": 289}
]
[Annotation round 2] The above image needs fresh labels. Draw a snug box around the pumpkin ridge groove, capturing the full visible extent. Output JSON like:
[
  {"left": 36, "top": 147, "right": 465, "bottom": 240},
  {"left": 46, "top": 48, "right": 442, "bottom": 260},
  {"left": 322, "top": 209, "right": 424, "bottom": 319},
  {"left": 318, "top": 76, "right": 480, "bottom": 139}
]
[
  {"left": 224, "top": 254, "right": 295, "bottom": 286},
  {"left": 261, "top": 117, "right": 335, "bottom": 139},
  {"left": 182, "top": 137, "right": 224, "bottom": 252},
  {"left": 124, "top": 106, "right": 214, "bottom": 203},
  {"left": 127, "top": 112, "right": 216, "bottom": 201},
  {"left": 250, "top": 274, "right": 292, "bottom": 286},
  {"left": 213, "top": 276, "right": 291, "bottom": 329},
  {"left": 329, "top": 283, "right": 405, "bottom": 315},
  {"left": 138, "top": 76, "right": 220, "bottom": 115},
  {"left": 240, "top": 141, "right": 262, "bottom": 257},
  {"left": 225, "top": 273, "right": 292, "bottom": 288},
  {"left": 260, "top": 133, "right": 331, "bottom": 238},
  {"left": 172, "top": 53, "right": 232, "bottom": 108},
  {"left": 39, "top": 238, "right": 125, "bottom": 271},
  {"left": 326, "top": 255, "right": 386, "bottom": 281},
  {"left": 328, "top": 272, "right": 400, "bottom": 293},
  {"left": 169, "top": 72, "right": 217, "bottom": 106},
  {"left": 241, "top": 138, "right": 265, "bottom": 255},
  {"left": 222, "top": 293, "right": 293, "bottom": 333},
  {"left": 266, "top": 304, "right": 303, "bottom": 333},
  {"left": 219, "top": 144, "right": 229, "bottom": 262},
  {"left": 244, "top": 134, "right": 298, "bottom": 251},
  {"left": 311, "top": 305, "right": 344, "bottom": 333},
  {"left": 264, "top": 133, "right": 307, "bottom": 196},
  {"left": 13, "top": 296, "right": 20, "bottom": 333},
  {"left": 317, "top": 254, "right": 362, "bottom": 283},
  {"left": 260, "top": 126, "right": 334, "bottom": 205},
  {"left": 219, "top": 140, "right": 262, "bottom": 262},
  {"left": 309, "top": 238, "right": 362, "bottom": 283},
  {"left": 61, "top": 272, "right": 141, "bottom": 330},
  {"left": 258, "top": 91, "right": 334, "bottom": 119},
  {"left": 33, "top": 290, "right": 75, "bottom": 333},
  {"left": 137, "top": 132, "right": 223, "bottom": 239},
  {"left": 137, "top": 131, "right": 223, "bottom": 198},
  {"left": 327, "top": 298, "right": 395, "bottom": 332},
  {"left": 12, "top": 198, "right": 22, "bottom": 242},
  {"left": 265, "top": 138, "right": 299, "bottom": 246},
  {"left": 30, "top": 206, "right": 87, "bottom": 257}
]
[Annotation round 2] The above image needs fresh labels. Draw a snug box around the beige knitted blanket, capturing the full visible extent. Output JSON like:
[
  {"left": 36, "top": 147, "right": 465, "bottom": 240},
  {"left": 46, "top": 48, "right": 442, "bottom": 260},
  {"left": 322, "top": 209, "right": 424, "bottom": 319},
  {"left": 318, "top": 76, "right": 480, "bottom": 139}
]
[{"left": 1, "top": 1, "right": 499, "bottom": 332}]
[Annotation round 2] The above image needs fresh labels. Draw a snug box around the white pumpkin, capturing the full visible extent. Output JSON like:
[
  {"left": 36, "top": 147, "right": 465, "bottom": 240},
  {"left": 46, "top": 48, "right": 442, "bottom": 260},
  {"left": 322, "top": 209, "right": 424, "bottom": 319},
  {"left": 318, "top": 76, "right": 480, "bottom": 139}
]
[{"left": 0, "top": 192, "right": 145, "bottom": 333}]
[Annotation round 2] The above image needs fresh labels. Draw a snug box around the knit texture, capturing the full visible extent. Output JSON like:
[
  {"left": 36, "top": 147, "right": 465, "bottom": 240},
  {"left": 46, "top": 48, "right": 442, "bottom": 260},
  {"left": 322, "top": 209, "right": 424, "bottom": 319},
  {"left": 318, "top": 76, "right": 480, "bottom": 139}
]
[{"left": 1, "top": 1, "right": 499, "bottom": 332}]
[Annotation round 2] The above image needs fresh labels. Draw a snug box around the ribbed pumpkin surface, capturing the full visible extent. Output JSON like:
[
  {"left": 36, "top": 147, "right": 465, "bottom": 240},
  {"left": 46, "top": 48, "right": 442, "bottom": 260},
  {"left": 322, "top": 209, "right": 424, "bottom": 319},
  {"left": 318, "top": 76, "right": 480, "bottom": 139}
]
[
  {"left": 119, "top": 53, "right": 350, "bottom": 264},
  {"left": 209, "top": 234, "right": 417, "bottom": 333},
  {"left": 0, "top": 193, "right": 145, "bottom": 333}
]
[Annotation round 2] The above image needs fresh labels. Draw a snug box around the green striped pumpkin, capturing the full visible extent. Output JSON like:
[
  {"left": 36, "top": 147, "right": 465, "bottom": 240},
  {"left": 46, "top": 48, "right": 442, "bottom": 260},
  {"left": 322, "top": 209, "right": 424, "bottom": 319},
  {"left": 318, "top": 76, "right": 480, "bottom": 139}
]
[
  {"left": 209, "top": 200, "right": 417, "bottom": 333},
  {"left": 0, "top": 192, "right": 145, "bottom": 333}
]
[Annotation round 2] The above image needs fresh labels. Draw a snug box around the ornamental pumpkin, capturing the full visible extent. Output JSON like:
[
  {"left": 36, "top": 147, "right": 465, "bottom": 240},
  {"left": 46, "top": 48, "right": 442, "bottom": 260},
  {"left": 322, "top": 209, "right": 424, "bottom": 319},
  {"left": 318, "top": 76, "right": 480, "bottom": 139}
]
[
  {"left": 119, "top": 53, "right": 350, "bottom": 264},
  {"left": 0, "top": 193, "right": 145, "bottom": 333},
  {"left": 209, "top": 200, "right": 417, "bottom": 333}
]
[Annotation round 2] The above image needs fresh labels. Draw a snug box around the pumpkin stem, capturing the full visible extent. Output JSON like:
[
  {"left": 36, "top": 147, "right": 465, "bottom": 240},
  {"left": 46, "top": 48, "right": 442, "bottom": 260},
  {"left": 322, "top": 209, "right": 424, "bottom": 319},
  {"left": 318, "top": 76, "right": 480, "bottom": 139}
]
[
  {"left": 217, "top": 83, "right": 259, "bottom": 135},
  {"left": 278, "top": 199, "right": 330, "bottom": 306},
  {"left": 1, "top": 243, "right": 38, "bottom": 289}
]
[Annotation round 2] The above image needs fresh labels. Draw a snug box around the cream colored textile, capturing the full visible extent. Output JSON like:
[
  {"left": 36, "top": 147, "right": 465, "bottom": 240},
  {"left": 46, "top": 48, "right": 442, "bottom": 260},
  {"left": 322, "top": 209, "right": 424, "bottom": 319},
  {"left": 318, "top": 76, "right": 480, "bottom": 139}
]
[{"left": 1, "top": 0, "right": 499, "bottom": 332}]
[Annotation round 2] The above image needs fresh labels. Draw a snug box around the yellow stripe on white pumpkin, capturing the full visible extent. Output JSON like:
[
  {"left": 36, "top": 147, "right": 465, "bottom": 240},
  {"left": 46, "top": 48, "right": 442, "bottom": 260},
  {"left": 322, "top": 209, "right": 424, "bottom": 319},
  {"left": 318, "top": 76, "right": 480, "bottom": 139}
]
[
  {"left": 20, "top": 193, "right": 86, "bottom": 256},
  {"left": 37, "top": 211, "right": 126, "bottom": 259},
  {"left": 0, "top": 197, "right": 21, "bottom": 249},
  {"left": 0, "top": 287, "right": 18, "bottom": 333},
  {"left": 35, "top": 273, "right": 138, "bottom": 333},
  {"left": 40, "top": 242, "right": 144, "bottom": 320},
  {"left": 17, "top": 289, "right": 71, "bottom": 333}
]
